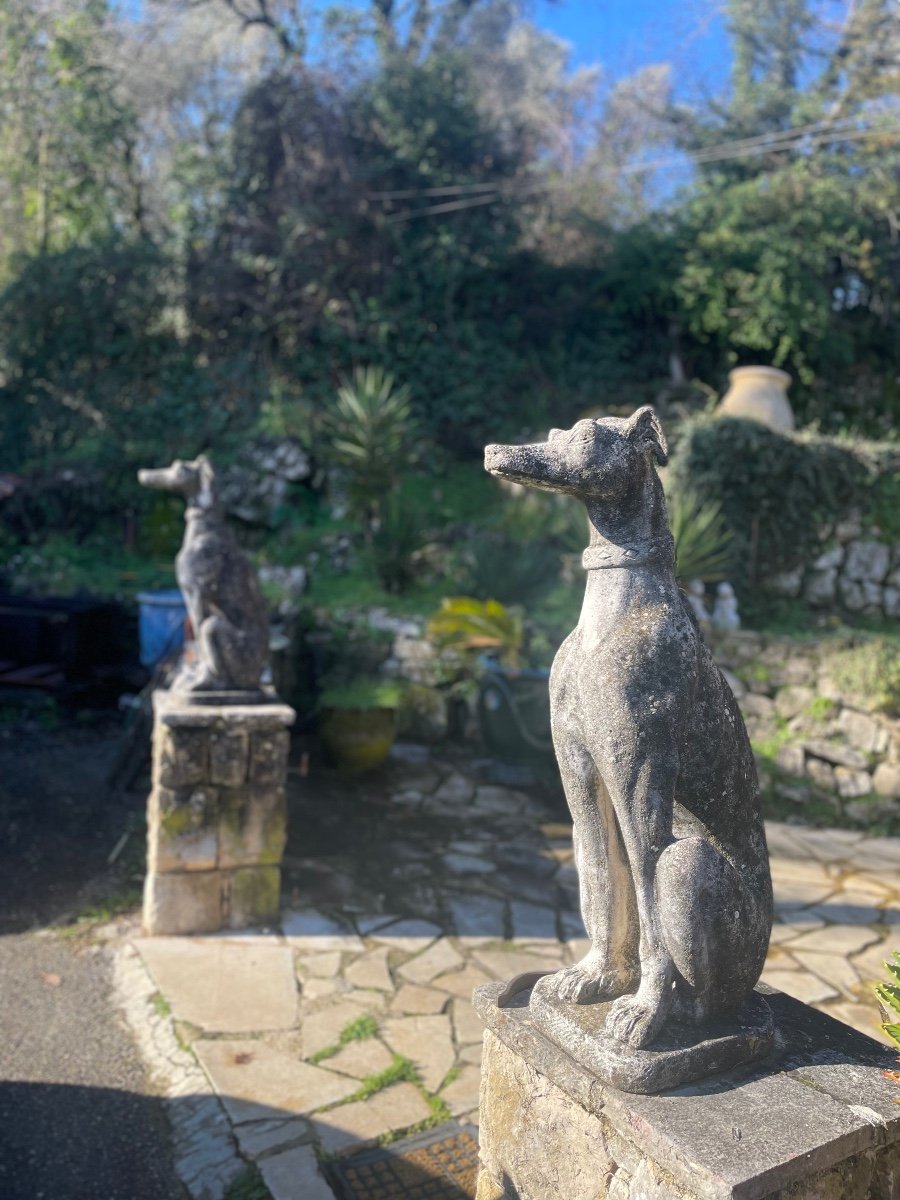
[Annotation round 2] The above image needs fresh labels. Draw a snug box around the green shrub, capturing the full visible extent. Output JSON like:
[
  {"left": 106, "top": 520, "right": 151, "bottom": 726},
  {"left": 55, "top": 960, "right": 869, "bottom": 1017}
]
[{"left": 668, "top": 417, "right": 868, "bottom": 592}]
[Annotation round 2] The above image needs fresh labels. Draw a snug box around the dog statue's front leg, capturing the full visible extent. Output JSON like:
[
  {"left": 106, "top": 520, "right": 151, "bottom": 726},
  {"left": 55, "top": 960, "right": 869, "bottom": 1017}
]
[
  {"left": 603, "top": 751, "right": 678, "bottom": 1048},
  {"left": 544, "top": 738, "right": 639, "bottom": 1004}
]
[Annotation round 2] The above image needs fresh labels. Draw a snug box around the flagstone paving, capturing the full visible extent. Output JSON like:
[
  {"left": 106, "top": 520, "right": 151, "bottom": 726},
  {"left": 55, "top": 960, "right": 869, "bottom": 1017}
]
[{"left": 126, "top": 744, "right": 900, "bottom": 1200}]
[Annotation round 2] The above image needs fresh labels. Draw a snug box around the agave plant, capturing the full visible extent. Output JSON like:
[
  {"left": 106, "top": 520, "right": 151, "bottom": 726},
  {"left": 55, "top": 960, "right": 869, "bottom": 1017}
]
[
  {"left": 665, "top": 484, "right": 734, "bottom": 584},
  {"left": 324, "top": 366, "right": 416, "bottom": 527},
  {"left": 427, "top": 596, "right": 523, "bottom": 668},
  {"left": 875, "top": 950, "right": 900, "bottom": 1049}
]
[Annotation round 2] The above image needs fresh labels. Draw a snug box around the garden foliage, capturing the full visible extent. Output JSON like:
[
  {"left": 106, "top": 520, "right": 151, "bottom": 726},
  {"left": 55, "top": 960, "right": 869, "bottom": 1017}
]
[
  {"left": 1, "top": 1, "right": 897, "bottom": 478},
  {"left": 667, "top": 417, "right": 874, "bottom": 588}
]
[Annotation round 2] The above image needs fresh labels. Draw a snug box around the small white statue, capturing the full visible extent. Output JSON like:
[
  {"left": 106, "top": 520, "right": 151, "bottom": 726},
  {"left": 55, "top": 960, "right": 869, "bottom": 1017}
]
[
  {"left": 685, "top": 579, "right": 711, "bottom": 629},
  {"left": 712, "top": 582, "right": 740, "bottom": 633}
]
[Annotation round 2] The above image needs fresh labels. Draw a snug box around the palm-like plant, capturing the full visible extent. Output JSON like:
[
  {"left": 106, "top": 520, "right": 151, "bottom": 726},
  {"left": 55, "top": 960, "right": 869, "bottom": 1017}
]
[
  {"left": 427, "top": 597, "right": 523, "bottom": 668},
  {"left": 324, "top": 367, "right": 415, "bottom": 527},
  {"left": 665, "top": 484, "right": 734, "bottom": 584},
  {"left": 875, "top": 951, "right": 900, "bottom": 1049}
]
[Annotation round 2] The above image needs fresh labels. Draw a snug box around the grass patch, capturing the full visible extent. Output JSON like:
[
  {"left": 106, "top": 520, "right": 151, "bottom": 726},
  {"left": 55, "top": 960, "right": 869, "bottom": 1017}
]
[
  {"left": 308, "top": 1013, "right": 379, "bottom": 1064},
  {"left": 341, "top": 1014, "right": 379, "bottom": 1042},
  {"left": 224, "top": 1163, "right": 271, "bottom": 1200},
  {"left": 821, "top": 635, "right": 900, "bottom": 716},
  {"left": 54, "top": 883, "right": 144, "bottom": 939},
  {"left": 750, "top": 720, "right": 792, "bottom": 764},
  {"left": 805, "top": 696, "right": 837, "bottom": 722},
  {"left": 349, "top": 1055, "right": 418, "bottom": 1103},
  {"left": 738, "top": 661, "right": 771, "bottom": 687},
  {"left": 149, "top": 991, "right": 171, "bottom": 1019},
  {"left": 438, "top": 1065, "right": 460, "bottom": 1090}
]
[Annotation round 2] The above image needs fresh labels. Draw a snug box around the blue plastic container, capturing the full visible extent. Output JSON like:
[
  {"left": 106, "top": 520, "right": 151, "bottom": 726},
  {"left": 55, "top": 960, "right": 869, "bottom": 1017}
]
[{"left": 137, "top": 588, "right": 187, "bottom": 667}]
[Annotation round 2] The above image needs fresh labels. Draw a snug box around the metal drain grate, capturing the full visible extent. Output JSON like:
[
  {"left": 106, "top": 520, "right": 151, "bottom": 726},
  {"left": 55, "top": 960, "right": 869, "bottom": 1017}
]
[{"left": 325, "top": 1124, "right": 479, "bottom": 1200}]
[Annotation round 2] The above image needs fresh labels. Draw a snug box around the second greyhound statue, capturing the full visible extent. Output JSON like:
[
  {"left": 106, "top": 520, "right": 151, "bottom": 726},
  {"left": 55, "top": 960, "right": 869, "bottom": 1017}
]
[
  {"left": 485, "top": 407, "right": 772, "bottom": 1062},
  {"left": 138, "top": 455, "right": 269, "bottom": 695}
]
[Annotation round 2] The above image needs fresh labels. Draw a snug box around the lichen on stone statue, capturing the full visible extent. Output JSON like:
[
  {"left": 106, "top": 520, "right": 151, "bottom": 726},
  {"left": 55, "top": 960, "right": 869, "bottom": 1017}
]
[
  {"left": 138, "top": 455, "right": 269, "bottom": 696},
  {"left": 484, "top": 407, "right": 774, "bottom": 1092}
]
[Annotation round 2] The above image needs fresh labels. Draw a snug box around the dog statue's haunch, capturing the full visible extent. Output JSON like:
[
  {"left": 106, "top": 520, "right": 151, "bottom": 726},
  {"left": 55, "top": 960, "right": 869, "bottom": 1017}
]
[
  {"left": 485, "top": 408, "right": 773, "bottom": 1076},
  {"left": 138, "top": 456, "right": 269, "bottom": 695}
]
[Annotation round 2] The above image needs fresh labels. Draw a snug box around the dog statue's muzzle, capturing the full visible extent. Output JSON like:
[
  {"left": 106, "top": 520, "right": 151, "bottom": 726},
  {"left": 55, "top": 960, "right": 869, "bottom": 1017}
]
[{"left": 138, "top": 467, "right": 179, "bottom": 491}]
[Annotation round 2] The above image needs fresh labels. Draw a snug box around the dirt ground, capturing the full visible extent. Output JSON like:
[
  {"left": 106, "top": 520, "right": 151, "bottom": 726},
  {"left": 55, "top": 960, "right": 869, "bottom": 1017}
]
[{"left": 0, "top": 697, "right": 149, "bottom": 935}]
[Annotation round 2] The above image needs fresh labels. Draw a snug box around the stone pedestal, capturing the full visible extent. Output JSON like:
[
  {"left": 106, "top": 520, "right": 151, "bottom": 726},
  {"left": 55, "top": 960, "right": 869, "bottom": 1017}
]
[
  {"left": 144, "top": 692, "right": 295, "bottom": 935},
  {"left": 474, "top": 982, "right": 900, "bottom": 1200}
]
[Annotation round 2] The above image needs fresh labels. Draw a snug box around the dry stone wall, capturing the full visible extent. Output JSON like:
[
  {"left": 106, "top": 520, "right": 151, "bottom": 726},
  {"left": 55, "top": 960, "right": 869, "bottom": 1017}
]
[
  {"left": 714, "top": 631, "right": 900, "bottom": 827},
  {"left": 767, "top": 518, "right": 900, "bottom": 620}
]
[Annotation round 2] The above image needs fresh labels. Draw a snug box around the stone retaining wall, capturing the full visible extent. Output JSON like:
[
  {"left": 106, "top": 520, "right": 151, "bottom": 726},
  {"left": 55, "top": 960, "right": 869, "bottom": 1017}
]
[
  {"left": 767, "top": 518, "right": 900, "bottom": 620},
  {"left": 714, "top": 631, "right": 899, "bottom": 826}
]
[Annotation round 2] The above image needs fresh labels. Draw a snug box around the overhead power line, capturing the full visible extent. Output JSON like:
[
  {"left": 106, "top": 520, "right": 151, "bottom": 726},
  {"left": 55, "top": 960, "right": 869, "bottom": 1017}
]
[
  {"left": 621, "top": 119, "right": 900, "bottom": 175},
  {"left": 375, "top": 118, "right": 900, "bottom": 222}
]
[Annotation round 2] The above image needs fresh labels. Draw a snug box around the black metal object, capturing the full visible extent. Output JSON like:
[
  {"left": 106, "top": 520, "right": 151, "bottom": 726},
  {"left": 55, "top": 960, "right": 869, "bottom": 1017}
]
[
  {"left": 476, "top": 660, "right": 553, "bottom": 759},
  {"left": 0, "top": 593, "right": 138, "bottom": 699}
]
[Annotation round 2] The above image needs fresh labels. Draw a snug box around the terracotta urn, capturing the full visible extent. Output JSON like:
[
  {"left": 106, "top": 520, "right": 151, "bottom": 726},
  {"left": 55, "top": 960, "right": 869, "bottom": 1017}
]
[{"left": 717, "top": 366, "right": 794, "bottom": 433}]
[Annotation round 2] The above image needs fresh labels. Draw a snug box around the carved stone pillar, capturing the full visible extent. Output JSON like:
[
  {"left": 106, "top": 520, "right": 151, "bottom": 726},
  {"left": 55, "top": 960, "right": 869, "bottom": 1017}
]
[{"left": 143, "top": 692, "right": 295, "bottom": 935}]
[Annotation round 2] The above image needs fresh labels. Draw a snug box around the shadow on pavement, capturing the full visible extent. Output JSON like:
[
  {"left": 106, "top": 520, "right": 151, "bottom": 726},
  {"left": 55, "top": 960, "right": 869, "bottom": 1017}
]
[{"left": 0, "top": 1081, "right": 185, "bottom": 1200}]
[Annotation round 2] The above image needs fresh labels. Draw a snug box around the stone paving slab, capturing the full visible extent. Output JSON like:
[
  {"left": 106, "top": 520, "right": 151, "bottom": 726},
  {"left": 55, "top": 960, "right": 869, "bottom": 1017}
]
[
  {"left": 259, "top": 1143, "right": 335, "bottom": 1200},
  {"left": 313, "top": 1083, "right": 434, "bottom": 1155},
  {"left": 135, "top": 937, "right": 298, "bottom": 1033},
  {"left": 193, "top": 1039, "right": 356, "bottom": 1124},
  {"left": 121, "top": 745, "right": 900, "bottom": 1199}
]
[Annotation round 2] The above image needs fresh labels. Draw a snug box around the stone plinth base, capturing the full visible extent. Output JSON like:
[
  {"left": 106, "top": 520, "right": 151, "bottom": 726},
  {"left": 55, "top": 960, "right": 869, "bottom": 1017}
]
[
  {"left": 143, "top": 692, "right": 295, "bottom": 935},
  {"left": 474, "top": 981, "right": 900, "bottom": 1200},
  {"left": 529, "top": 974, "right": 774, "bottom": 1094}
]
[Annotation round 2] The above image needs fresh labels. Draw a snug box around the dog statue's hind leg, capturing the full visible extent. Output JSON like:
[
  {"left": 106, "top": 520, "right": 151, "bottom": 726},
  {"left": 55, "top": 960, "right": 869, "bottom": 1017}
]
[{"left": 656, "top": 836, "right": 770, "bottom": 1023}]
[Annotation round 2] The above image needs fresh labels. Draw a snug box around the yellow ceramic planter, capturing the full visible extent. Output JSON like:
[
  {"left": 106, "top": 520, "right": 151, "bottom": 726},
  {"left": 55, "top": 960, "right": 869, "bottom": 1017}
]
[{"left": 319, "top": 707, "right": 397, "bottom": 772}]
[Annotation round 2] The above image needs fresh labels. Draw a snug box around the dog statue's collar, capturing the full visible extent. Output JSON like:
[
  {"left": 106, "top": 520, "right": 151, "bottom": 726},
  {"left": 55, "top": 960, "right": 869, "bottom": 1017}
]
[{"left": 581, "top": 539, "right": 670, "bottom": 570}]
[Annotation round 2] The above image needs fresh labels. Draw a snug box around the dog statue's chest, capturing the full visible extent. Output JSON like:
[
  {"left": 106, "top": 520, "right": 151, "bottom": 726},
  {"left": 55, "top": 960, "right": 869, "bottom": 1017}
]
[{"left": 176, "top": 526, "right": 224, "bottom": 593}]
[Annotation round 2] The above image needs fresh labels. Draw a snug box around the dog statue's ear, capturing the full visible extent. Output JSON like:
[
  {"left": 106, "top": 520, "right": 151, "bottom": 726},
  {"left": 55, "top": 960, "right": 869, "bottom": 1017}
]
[
  {"left": 194, "top": 454, "right": 217, "bottom": 504},
  {"left": 625, "top": 406, "right": 668, "bottom": 467}
]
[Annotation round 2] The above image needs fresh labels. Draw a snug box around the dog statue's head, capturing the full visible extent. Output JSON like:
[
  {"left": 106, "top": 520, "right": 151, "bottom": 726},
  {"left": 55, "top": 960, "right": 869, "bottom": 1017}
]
[
  {"left": 484, "top": 406, "right": 667, "bottom": 499},
  {"left": 138, "top": 454, "right": 218, "bottom": 509}
]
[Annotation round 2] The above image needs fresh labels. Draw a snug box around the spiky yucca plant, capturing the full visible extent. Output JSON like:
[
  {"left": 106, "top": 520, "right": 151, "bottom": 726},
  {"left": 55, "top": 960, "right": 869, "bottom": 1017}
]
[
  {"left": 665, "top": 484, "right": 734, "bottom": 584},
  {"left": 325, "top": 366, "right": 415, "bottom": 527},
  {"left": 875, "top": 951, "right": 900, "bottom": 1050}
]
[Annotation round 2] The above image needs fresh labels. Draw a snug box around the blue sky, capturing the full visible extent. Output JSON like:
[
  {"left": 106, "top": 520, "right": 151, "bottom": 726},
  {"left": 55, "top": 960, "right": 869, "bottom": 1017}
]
[{"left": 534, "top": 0, "right": 732, "bottom": 95}]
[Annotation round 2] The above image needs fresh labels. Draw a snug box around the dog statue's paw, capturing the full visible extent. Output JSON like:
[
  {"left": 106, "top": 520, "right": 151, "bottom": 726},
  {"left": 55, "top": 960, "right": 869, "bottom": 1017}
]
[
  {"left": 541, "top": 953, "right": 632, "bottom": 1005},
  {"left": 605, "top": 987, "right": 670, "bottom": 1048}
]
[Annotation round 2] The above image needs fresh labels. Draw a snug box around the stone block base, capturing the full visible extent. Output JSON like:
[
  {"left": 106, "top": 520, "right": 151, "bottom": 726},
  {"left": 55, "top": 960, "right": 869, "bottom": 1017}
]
[
  {"left": 474, "top": 982, "right": 900, "bottom": 1200},
  {"left": 529, "top": 974, "right": 773, "bottom": 1093},
  {"left": 143, "top": 692, "right": 294, "bottom": 935}
]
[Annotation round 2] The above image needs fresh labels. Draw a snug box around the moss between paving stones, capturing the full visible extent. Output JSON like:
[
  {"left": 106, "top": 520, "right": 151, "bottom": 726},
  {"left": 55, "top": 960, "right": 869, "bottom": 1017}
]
[
  {"left": 311, "top": 1035, "right": 454, "bottom": 1151},
  {"left": 224, "top": 1163, "right": 271, "bottom": 1200},
  {"left": 148, "top": 991, "right": 171, "bottom": 1019},
  {"left": 309, "top": 1014, "right": 379, "bottom": 1065}
]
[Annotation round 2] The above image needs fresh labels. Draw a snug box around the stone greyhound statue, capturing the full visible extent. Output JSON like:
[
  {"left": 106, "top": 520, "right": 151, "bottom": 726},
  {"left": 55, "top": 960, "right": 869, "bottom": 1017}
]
[
  {"left": 485, "top": 408, "right": 773, "bottom": 1051},
  {"left": 138, "top": 455, "right": 269, "bottom": 693}
]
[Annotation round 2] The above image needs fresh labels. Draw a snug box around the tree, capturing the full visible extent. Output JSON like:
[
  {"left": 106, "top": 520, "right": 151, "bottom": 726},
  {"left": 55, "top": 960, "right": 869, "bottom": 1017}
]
[{"left": 0, "top": 0, "right": 140, "bottom": 277}]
